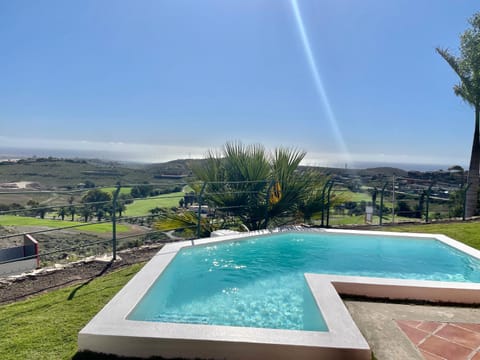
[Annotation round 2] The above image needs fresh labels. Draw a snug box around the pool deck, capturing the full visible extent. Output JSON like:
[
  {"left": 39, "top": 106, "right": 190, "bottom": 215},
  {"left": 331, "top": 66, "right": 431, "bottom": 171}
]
[{"left": 346, "top": 300, "right": 480, "bottom": 360}]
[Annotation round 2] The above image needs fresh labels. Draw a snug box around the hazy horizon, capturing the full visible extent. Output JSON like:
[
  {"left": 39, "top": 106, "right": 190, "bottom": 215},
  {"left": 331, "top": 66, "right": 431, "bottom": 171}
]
[{"left": 0, "top": 144, "right": 465, "bottom": 172}]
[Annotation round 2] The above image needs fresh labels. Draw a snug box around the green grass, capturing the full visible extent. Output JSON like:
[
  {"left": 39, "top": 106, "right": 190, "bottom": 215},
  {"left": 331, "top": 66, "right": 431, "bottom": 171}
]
[
  {"left": 0, "top": 263, "right": 144, "bottom": 360},
  {"left": 0, "top": 215, "right": 130, "bottom": 233},
  {"left": 124, "top": 192, "right": 184, "bottom": 216},
  {"left": 327, "top": 214, "right": 367, "bottom": 225},
  {"left": 382, "top": 222, "right": 480, "bottom": 250},
  {"left": 101, "top": 186, "right": 132, "bottom": 195},
  {"left": 328, "top": 214, "right": 420, "bottom": 226},
  {"left": 340, "top": 189, "right": 372, "bottom": 202},
  {"left": 336, "top": 189, "right": 394, "bottom": 208}
]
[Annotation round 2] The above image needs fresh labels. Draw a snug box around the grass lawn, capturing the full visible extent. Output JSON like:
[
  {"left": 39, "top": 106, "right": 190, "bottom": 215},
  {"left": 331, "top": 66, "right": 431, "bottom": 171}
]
[
  {"left": 327, "top": 214, "right": 419, "bottom": 226},
  {"left": 124, "top": 192, "right": 184, "bottom": 216},
  {"left": 382, "top": 221, "right": 480, "bottom": 250},
  {"left": 340, "top": 189, "right": 372, "bottom": 202},
  {"left": 0, "top": 263, "right": 144, "bottom": 360},
  {"left": 0, "top": 215, "right": 130, "bottom": 234},
  {"left": 334, "top": 189, "right": 394, "bottom": 209},
  {"left": 101, "top": 186, "right": 132, "bottom": 196}
]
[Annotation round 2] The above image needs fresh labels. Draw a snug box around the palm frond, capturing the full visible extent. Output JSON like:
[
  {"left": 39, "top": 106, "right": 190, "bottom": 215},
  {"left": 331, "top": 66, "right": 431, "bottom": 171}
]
[
  {"left": 436, "top": 48, "right": 468, "bottom": 82},
  {"left": 154, "top": 210, "right": 215, "bottom": 237}
]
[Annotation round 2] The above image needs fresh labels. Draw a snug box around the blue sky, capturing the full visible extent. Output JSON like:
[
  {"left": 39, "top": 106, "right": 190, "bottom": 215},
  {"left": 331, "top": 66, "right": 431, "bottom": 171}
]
[{"left": 1, "top": 0, "right": 479, "bottom": 168}]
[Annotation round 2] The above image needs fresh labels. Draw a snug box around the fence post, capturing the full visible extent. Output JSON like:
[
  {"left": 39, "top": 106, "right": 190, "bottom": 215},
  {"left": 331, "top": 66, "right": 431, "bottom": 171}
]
[
  {"left": 425, "top": 181, "right": 434, "bottom": 223},
  {"left": 264, "top": 180, "right": 275, "bottom": 229},
  {"left": 112, "top": 183, "right": 121, "bottom": 261},
  {"left": 326, "top": 180, "right": 334, "bottom": 227},
  {"left": 392, "top": 175, "right": 396, "bottom": 224},
  {"left": 196, "top": 182, "right": 207, "bottom": 239},
  {"left": 379, "top": 182, "right": 388, "bottom": 226},
  {"left": 320, "top": 180, "right": 331, "bottom": 227},
  {"left": 462, "top": 182, "right": 472, "bottom": 221}
]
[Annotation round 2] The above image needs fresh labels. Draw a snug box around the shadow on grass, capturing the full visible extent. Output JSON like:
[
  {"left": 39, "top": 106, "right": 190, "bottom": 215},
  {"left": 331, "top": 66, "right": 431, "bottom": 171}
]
[{"left": 68, "top": 261, "right": 114, "bottom": 301}]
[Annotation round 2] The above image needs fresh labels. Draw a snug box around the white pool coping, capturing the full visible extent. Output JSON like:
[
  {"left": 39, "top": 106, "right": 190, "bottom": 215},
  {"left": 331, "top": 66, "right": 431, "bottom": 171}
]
[{"left": 78, "top": 228, "right": 480, "bottom": 359}]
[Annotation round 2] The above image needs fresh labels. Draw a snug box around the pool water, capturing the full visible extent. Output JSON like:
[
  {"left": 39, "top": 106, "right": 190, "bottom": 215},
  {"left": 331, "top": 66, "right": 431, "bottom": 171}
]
[{"left": 128, "top": 232, "right": 480, "bottom": 331}]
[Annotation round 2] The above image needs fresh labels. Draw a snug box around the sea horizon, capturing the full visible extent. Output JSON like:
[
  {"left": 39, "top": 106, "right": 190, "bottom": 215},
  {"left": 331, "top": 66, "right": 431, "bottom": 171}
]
[{"left": 0, "top": 146, "right": 466, "bottom": 173}]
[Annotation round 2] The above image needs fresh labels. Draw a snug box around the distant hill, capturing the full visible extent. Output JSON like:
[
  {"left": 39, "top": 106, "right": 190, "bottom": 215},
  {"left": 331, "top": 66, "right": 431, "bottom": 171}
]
[
  {"left": 0, "top": 157, "right": 194, "bottom": 189},
  {"left": 146, "top": 159, "right": 201, "bottom": 178},
  {"left": 301, "top": 165, "right": 408, "bottom": 178},
  {"left": 359, "top": 167, "right": 409, "bottom": 177},
  {"left": 0, "top": 156, "right": 455, "bottom": 191}
]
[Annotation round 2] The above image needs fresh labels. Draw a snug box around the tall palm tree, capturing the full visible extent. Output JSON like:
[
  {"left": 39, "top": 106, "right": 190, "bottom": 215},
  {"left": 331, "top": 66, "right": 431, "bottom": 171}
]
[{"left": 437, "top": 13, "right": 480, "bottom": 218}]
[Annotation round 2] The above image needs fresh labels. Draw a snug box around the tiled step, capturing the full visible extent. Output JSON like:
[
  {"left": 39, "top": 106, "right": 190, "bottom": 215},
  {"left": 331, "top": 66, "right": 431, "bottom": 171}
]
[{"left": 396, "top": 320, "right": 480, "bottom": 360}]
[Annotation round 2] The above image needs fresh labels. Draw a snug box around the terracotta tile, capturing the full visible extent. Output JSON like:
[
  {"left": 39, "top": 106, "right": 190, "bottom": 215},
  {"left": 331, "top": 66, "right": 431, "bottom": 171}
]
[
  {"left": 397, "top": 319, "right": 423, "bottom": 328},
  {"left": 419, "top": 335, "right": 471, "bottom": 360},
  {"left": 471, "top": 351, "right": 480, "bottom": 360},
  {"left": 454, "top": 323, "right": 480, "bottom": 333},
  {"left": 418, "top": 321, "right": 443, "bottom": 334},
  {"left": 396, "top": 320, "right": 429, "bottom": 345},
  {"left": 436, "top": 324, "right": 480, "bottom": 350},
  {"left": 420, "top": 350, "right": 446, "bottom": 360}
]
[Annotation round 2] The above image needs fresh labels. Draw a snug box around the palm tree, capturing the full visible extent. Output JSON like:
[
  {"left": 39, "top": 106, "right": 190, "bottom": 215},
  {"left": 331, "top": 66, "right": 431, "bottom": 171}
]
[
  {"left": 57, "top": 207, "right": 67, "bottom": 221},
  {"left": 68, "top": 205, "right": 76, "bottom": 221},
  {"left": 67, "top": 196, "right": 76, "bottom": 221},
  {"left": 80, "top": 206, "right": 92, "bottom": 222},
  {"left": 117, "top": 202, "right": 126, "bottom": 217},
  {"left": 437, "top": 13, "right": 480, "bottom": 217},
  {"left": 190, "top": 142, "right": 316, "bottom": 230},
  {"left": 154, "top": 210, "right": 215, "bottom": 238}
]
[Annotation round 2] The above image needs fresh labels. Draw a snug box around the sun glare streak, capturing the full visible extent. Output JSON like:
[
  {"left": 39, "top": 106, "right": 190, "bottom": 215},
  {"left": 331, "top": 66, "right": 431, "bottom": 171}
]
[{"left": 289, "top": 0, "right": 351, "bottom": 163}]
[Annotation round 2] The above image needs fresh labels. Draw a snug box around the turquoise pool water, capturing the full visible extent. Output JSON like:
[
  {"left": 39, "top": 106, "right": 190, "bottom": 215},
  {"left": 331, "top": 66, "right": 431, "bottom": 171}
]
[{"left": 128, "top": 232, "right": 480, "bottom": 331}]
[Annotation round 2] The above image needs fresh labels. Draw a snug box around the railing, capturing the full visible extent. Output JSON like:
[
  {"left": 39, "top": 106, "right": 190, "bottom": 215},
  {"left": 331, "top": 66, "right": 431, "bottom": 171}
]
[{"left": 0, "top": 176, "right": 470, "bottom": 274}]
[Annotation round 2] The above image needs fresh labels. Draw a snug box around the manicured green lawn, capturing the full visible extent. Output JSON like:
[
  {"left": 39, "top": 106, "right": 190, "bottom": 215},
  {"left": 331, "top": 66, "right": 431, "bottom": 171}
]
[
  {"left": 341, "top": 189, "right": 372, "bottom": 202},
  {"left": 101, "top": 186, "right": 132, "bottom": 195},
  {"left": 382, "top": 222, "right": 480, "bottom": 250},
  {"left": 0, "top": 263, "right": 143, "bottom": 360},
  {"left": 124, "top": 192, "right": 184, "bottom": 216},
  {"left": 0, "top": 215, "right": 130, "bottom": 234},
  {"left": 328, "top": 214, "right": 367, "bottom": 225},
  {"left": 327, "top": 214, "right": 417, "bottom": 226}
]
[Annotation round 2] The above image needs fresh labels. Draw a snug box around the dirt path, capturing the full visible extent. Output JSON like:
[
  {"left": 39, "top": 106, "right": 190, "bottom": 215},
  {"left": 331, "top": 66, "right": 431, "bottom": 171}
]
[{"left": 0, "top": 244, "right": 164, "bottom": 305}]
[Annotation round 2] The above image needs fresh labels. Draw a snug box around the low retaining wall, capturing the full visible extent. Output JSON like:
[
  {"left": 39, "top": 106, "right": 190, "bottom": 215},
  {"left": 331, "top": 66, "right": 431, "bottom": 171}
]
[{"left": 0, "top": 234, "right": 39, "bottom": 276}]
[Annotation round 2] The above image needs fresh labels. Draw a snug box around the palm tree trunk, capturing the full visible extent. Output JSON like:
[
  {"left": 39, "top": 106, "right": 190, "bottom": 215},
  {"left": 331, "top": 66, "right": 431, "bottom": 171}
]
[{"left": 465, "top": 106, "right": 480, "bottom": 218}]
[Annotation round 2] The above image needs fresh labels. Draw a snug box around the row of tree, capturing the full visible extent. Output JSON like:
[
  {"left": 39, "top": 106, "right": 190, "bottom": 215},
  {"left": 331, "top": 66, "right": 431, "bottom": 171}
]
[{"left": 0, "top": 190, "right": 128, "bottom": 222}]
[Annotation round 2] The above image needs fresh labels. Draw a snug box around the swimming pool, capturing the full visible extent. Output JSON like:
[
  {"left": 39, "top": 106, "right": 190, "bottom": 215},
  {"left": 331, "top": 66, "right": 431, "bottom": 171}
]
[
  {"left": 79, "top": 229, "right": 480, "bottom": 360},
  {"left": 128, "top": 232, "right": 480, "bottom": 332}
]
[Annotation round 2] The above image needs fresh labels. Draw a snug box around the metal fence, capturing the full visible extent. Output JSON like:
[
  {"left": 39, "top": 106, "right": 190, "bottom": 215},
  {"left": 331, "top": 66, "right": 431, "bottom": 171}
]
[
  {"left": 0, "top": 183, "right": 188, "bottom": 273},
  {"left": 322, "top": 175, "right": 466, "bottom": 227},
  {"left": 0, "top": 175, "right": 470, "bottom": 273}
]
